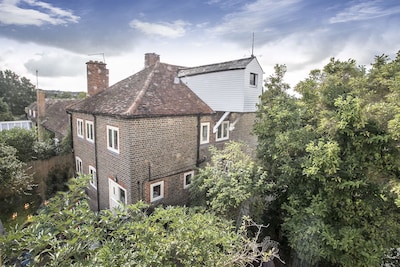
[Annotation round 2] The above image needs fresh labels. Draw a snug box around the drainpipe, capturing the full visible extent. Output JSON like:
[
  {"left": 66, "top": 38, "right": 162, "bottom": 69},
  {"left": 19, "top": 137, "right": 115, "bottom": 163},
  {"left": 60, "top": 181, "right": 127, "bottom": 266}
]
[
  {"left": 196, "top": 114, "right": 201, "bottom": 167},
  {"left": 94, "top": 115, "right": 100, "bottom": 212}
]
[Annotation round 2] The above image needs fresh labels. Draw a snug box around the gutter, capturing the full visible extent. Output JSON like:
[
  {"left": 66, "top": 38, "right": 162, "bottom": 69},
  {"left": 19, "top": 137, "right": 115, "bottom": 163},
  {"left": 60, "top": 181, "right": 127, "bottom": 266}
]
[{"left": 94, "top": 115, "right": 100, "bottom": 212}]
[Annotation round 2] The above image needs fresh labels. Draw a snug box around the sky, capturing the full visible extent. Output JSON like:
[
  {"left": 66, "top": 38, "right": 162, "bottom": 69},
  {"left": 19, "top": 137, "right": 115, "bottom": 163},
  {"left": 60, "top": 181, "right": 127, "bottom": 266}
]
[{"left": 0, "top": 0, "right": 400, "bottom": 92}]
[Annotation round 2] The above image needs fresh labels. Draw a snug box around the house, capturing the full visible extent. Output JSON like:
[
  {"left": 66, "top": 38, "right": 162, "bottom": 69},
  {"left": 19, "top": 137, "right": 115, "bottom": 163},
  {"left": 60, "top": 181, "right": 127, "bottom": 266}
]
[
  {"left": 26, "top": 90, "right": 78, "bottom": 142},
  {"left": 67, "top": 53, "right": 264, "bottom": 211}
]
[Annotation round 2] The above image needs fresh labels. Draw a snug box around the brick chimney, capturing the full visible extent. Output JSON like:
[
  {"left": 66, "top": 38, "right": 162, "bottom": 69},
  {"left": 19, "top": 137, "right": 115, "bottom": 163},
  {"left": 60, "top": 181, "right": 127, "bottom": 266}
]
[
  {"left": 144, "top": 53, "right": 160, "bottom": 68},
  {"left": 86, "top": 61, "right": 109, "bottom": 97},
  {"left": 36, "top": 89, "right": 46, "bottom": 142}
]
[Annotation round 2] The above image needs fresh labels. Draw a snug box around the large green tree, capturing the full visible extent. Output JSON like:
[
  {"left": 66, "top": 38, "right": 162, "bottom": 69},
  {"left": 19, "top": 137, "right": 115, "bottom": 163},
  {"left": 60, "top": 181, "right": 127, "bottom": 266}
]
[
  {"left": 0, "top": 143, "right": 34, "bottom": 199},
  {"left": 254, "top": 55, "right": 400, "bottom": 266},
  {"left": 0, "top": 70, "right": 35, "bottom": 116},
  {"left": 0, "top": 97, "right": 13, "bottom": 121}
]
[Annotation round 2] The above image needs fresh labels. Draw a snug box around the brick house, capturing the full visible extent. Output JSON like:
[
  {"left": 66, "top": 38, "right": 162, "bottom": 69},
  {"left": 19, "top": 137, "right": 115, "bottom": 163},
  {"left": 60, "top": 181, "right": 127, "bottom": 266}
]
[{"left": 67, "top": 53, "right": 263, "bottom": 211}]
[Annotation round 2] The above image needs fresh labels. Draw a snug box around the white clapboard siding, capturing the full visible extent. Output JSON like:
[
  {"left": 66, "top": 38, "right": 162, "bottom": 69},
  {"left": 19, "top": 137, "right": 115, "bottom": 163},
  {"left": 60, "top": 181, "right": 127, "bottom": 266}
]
[{"left": 243, "top": 58, "right": 264, "bottom": 112}]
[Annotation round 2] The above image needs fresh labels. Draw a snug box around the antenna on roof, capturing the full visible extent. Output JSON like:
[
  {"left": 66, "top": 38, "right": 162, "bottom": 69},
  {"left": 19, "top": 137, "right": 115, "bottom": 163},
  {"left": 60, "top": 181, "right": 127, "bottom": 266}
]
[
  {"left": 36, "top": 69, "right": 39, "bottom": 89},
  {"left": 251, "top": 32, "right": 255, "bottom": 57},
  {"left": 88, "top": 53, "right": 106, "bottom": 63}
]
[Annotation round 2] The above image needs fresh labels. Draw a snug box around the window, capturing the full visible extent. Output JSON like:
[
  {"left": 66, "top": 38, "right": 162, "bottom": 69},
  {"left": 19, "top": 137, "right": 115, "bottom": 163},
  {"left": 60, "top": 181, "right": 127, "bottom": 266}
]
[
  {"left": 109, "top": 179, "right": 127, "bottom": 209},
  {"left": 75, "top": 157, "right": 82, "bottom": 174},
  {"left": 107, "top": 125, "right": 119, "bottom": 153},
  {"left": 86, "top": 120, "right": 94, "bottom": 142},
  {"left": 216, "top": 121, "right": 229, "bottom": 141},
  {"left": 184, "top": 171, "right": 194, "bottom": 189},
  {"left": 150, "top": 181, "right": 164, "bottom": 202},
  {"left": 200, "top": 122, "right": 210, "bottom": 144},
  {"left": 33, "top": 110, "right": 36, "bottom": 118},
  {"left": 250, "top": 73, "right": 258, "bottom": 86},
  {"left": 89, "top": 166, "right": 97, "bottom": 189},
  {"left": 77, "top": 119, "right": 84, "bottom": 138}
]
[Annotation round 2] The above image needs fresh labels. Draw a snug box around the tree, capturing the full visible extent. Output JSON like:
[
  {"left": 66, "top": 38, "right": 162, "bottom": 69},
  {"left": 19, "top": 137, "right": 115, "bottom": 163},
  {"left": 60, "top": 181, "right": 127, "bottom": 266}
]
[
  {"left": 0, "top": 70, "right": 35, "bottom": 116},
  {"left": 0, "top": 176, "right": 280, "bottom": 266},
  {"left": 0, "top": 143, "right": 34, "bottom": 199},
  {"left": 0, "top": 127, "right": 37, "bottom": 162},
  {"left": 191, "top": 141, "right": 271, "bottom": 227},
  {"left": 0, "top": 97, "right": 13, "bottom": 121},
  {"left": 254, "top": 57, "right": 400, "bottom": 266}
]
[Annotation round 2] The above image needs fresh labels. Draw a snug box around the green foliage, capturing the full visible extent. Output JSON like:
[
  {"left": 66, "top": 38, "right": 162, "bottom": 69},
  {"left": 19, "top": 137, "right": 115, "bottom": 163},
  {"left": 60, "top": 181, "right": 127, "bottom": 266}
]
[
  {"left": 0, "top": 97, "right": 13, "bottom": 121},
  {"left": 191, "top": 142, "right": 271, "bottom": 226},
  {"left": 0, "top": 143, "right": 34, "bottom": 199},
  {"left": 0, "top": 127, "right": 37, "bottom": 162},
  {"left": 0, "top": 70, "right": 35, "bottom": 116},
  {"left": 255, "top": 55, "right": 400, "bottom": 266},
  {"left": 0, "top": 176, "right": 277, "bottom": 266}
]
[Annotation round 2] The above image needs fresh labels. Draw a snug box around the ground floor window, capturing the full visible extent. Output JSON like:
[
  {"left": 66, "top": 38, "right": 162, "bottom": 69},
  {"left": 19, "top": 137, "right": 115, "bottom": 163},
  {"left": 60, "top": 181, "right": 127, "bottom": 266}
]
[
  {"left": 109, "top": 179, "right": 127, "bottom": 209},
  {"left": 150, "top": 181, "right": 164, "bottom": 202},
  {"left": 184, "top": 171, "right": 194, "bottom": 189}
]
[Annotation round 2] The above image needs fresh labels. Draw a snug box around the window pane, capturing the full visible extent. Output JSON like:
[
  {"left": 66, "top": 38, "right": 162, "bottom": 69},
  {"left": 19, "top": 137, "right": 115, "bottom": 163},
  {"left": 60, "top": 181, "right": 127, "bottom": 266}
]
[
  {"left": 153, "top": 185, "right": 161, "bottom": 197},
  {"left": 120, "top": 188, "right": 125, "bottom": 203},
  {"left": 113, "top": 130, "right": 118, "bottom": 150},
  {"left": 108, "top": 129, "right": 113, "bottom": 147}
]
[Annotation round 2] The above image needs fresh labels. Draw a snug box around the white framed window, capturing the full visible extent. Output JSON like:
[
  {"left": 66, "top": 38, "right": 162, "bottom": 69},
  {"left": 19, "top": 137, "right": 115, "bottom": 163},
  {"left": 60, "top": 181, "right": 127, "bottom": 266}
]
[
  {"left": 75, "top": 157, "right": 83, "bottom": 174},
  {"left": 77, "top": 119, "right": 84, "bottom": 138},
  {"left": 216, "top": 121, "right": 229, "bottom": 141},
  {"left": 250, "top": 73, "right": 258, "bottom": 86},
  {"left": 184, "top": 171, "right": 194, "bottom": 189},
  {"left": 89, "top": 165, "right": 97, "bottom": 189},
  {"left": 86, "top": 120, "right": 94, "bottom": 142},
  {"left": 109, "top": 179, "right": 127, "bottom": 209},
  {"left": 150, "top": 181, "right": 164, "bottom": 202},
  {"left": 28, "top": 109, "right": 32, "bottom": 116},
  {"left": 33, "top": 110, "right": 36, "bottom": 118},
  {"left": 107, "top": 125, "right": 119, "bottom": 153},
  {"left": 200, "top": 122, "right": 210, "bottom": 144}
]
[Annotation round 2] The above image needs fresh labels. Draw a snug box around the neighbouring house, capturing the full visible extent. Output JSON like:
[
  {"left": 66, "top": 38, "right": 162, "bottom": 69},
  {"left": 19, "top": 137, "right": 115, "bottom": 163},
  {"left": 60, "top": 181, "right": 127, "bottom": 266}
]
[
  {"left": 26, "top": 89, "right": 78, "bottom": 142},
  {"left": 67, "top": 53, "right": 264, "bottom": 211}
]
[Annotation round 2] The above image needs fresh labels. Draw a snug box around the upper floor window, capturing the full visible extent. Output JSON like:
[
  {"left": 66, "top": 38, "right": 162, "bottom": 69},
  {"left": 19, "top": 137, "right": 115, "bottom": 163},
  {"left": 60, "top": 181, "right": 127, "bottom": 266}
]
[
  {"left": 89, "top": 165, "right": 97, "bottom": 189},
  {"left": 86, "top": 120, "right": 94, "bottom": 142},
  {"left": 200, "top": 122, "right": 210, "bottom": 144},
  {"left": 107, "top": 125, "right": 119, "bottom": 153},
  {"left": 77, "top": 119, "right": 84, "bottom": 138},
  {"left": 250, "top": 73, "right": 258, "bottom": 86},
  {"left": 75, "top": 157, "right": 83, "bottom": 174},
  {"left": 150, "top": 181, "right": 164, "bottom": 202},
  {"left": 184, "top": 171, "right": 194, "bottom": 189},
  {"left": 216, "top": 121, "right": 229, "bottom": 141}
]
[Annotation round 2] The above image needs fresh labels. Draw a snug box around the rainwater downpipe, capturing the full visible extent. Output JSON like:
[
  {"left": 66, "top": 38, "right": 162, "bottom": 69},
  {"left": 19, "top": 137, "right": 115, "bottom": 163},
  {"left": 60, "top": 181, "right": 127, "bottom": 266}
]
[{"left": 94, "top": 115, "right": 100, "bottom": 212}]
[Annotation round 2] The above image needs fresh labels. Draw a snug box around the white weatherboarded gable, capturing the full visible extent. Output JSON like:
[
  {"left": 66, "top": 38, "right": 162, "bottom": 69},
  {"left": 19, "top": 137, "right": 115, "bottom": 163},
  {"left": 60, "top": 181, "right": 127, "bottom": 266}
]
[{"left": 179, "top": 57, "right": 263, "bottom": 112}]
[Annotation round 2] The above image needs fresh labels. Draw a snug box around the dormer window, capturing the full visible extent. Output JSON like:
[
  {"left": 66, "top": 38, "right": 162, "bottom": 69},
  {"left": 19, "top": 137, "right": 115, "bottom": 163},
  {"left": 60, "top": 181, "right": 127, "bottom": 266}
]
[{"left": 250, "top": 73, "right": 258, "bottom": 86}]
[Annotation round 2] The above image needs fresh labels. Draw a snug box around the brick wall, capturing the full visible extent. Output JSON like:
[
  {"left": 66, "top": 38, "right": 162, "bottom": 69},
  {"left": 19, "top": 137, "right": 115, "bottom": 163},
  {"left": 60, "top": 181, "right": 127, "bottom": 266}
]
[{"left": 86, "top": 61, "right": 109, "bottom": 97}]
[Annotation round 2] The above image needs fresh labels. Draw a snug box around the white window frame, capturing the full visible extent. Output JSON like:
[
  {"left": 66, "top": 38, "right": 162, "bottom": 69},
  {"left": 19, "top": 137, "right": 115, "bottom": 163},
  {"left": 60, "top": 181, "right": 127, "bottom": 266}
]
[
  {"left": 150, "top": 181, "right": 164, "bottom": 202},
  {"left": 77, "top": 119, "right": 84, "bottom": 138},
  {"left": 86, "top": 120, "right": 94, "bottom": 142},
  {"left": 89, "top": 165, "right": 97, "bottom": 189},
  {"left": 183, "top": 171, "right": 194, "bottom": 189},
  {"left": 33, "top": 110, "right": 36, "bottom": 118},
  {"left": 75, "top": 156, "right": 83, "bottom": 174},
  {"left": 200, "top": 122, "right": 210, "bottom": 144},
  {"left": 107, "top": 125, "right": 119, "bottom": 154},
  {"left": 109, "top": 179, "right": 127, "bottom": 209},
  {"left": 250, "top": 72, "right": 258, "bottom": 86},
  {"left": 216, "top": 121, "right": 229, "bottom": 141}
]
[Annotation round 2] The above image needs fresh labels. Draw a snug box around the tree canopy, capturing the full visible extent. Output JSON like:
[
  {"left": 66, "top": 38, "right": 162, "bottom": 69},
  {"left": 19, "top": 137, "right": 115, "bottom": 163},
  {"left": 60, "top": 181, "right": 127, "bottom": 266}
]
[
  {"left": 0, "top": 70, "right": 35, "bottom": 116},
  {"left": 254, "top": 54, "right": 400, "bottom": 266},
  {"left": 1, "top": 176, "right": 280, "bottom": 266}
]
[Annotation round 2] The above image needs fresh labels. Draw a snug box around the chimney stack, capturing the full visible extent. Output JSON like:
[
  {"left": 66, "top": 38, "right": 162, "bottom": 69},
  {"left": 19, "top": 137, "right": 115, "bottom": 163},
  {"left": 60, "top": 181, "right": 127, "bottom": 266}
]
[
  {"left": 86, "top": 61, "right": 109, "bottom": 97},
  {"left": 144, "top": 53, "right": 160, "bottom": 68}
]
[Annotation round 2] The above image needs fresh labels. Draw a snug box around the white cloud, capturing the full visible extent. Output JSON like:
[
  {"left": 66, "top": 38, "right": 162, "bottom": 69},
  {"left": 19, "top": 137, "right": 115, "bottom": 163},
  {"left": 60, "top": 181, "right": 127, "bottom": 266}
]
[
  {"left": 0, "top": 0, "right": 79, "bottom": 26},
  {"left": 330, "top": 1, "right": 400, "bottom": 23},
  {"left": 129, "top": 19, "right": 190, "bottom": 38}
]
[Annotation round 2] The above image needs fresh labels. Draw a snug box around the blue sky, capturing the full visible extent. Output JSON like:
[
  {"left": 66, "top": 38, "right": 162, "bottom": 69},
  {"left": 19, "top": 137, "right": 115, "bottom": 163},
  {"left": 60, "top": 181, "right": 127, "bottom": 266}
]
[{"left": 0, "top": 0, "right": 399, "bottom": 92}]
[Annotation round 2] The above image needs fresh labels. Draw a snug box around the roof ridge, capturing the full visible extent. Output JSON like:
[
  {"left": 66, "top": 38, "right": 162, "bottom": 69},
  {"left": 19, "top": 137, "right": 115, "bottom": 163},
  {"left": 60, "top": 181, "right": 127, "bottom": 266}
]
[{"left": 123, "top": 62, "right": 159, "bottom": 115}]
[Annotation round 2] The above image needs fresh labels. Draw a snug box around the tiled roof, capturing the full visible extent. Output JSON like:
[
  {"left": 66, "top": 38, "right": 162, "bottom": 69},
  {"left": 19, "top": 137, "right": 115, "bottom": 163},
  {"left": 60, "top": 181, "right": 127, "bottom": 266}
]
[
  {"left": 178, "top": 57, "right": 254, "bottom": 77},
  {"left": 28, "top": 99, "right": 78, "bottom": 138},
  {"left": 67, "top": 62, "right": 214, "bottom": 117},
  {"left": 42, "top": 99, "right": 77, "bottom": 137}
]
